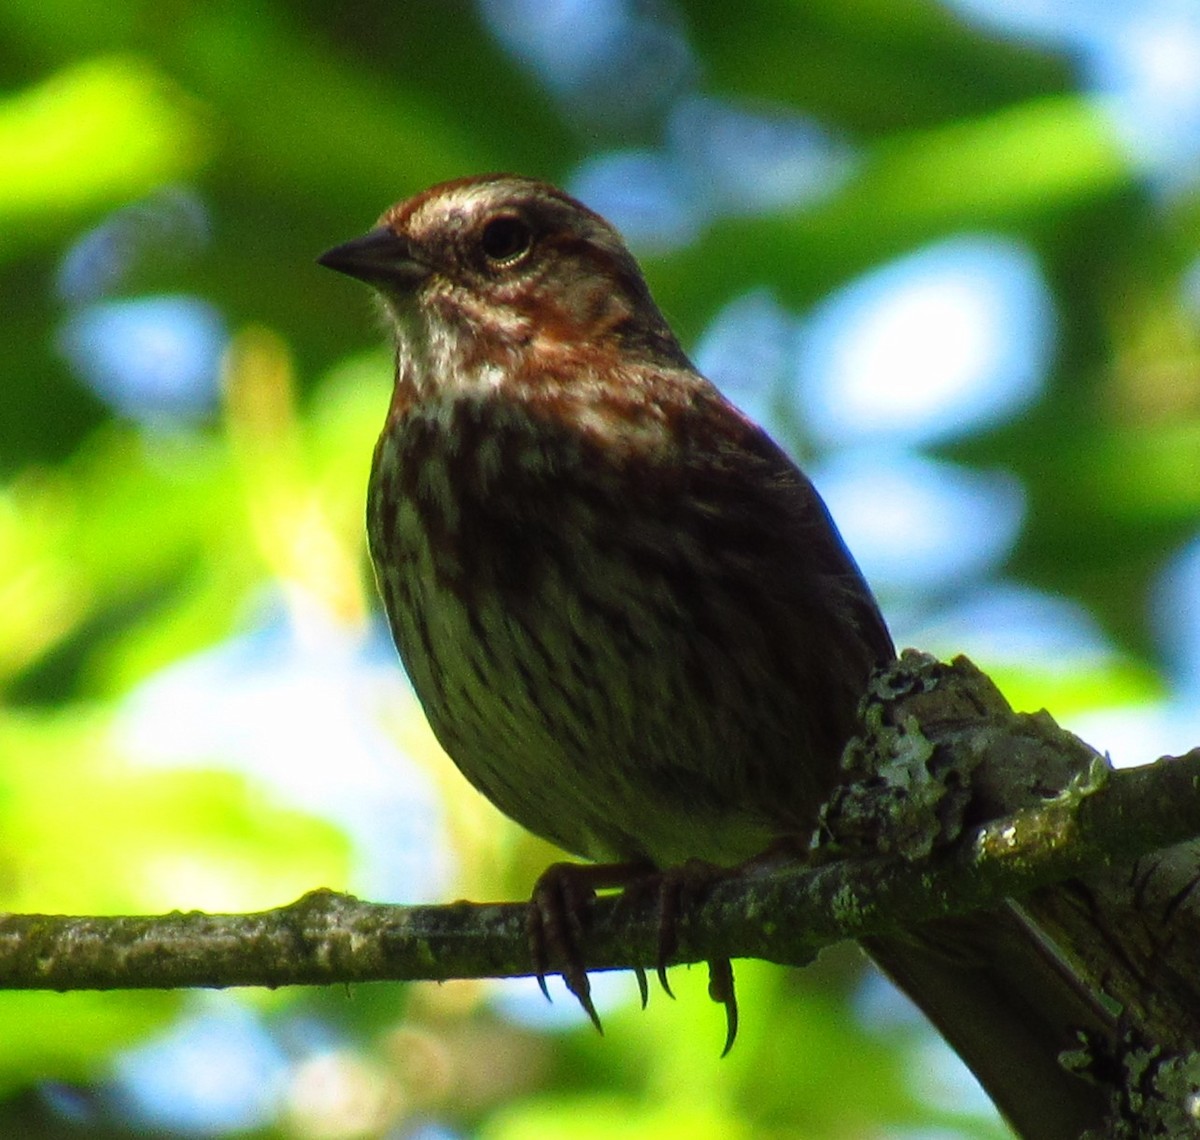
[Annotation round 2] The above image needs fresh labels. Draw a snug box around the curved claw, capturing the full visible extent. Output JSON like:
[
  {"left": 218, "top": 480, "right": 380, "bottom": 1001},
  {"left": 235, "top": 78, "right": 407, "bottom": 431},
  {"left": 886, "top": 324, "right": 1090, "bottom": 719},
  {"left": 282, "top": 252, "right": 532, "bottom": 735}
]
[
  {"left": 526, "top": 902, "right": 554, "bottom": 1004},
  {"left": 633, "top": 965, "right": 649, "bottom": 1010},
  {"left": 655, "top": 877, "right": 679, "bottom": 1000},
  {"left": 564, "top": 965, "right": 602, "bottom": 1033},
  {"left": 649, "top": 859, "right": 739, "bottom": 1054},
  {"left": 707, "top": 957, "right": 739, "bottom": 1057}
]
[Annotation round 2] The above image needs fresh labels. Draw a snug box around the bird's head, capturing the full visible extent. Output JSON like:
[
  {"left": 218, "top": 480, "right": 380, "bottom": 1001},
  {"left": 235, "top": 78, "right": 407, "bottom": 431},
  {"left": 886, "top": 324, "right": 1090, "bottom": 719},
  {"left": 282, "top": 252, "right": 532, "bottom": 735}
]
[{"left": 318, "top": 174, "right": 688, "bottom": 373}]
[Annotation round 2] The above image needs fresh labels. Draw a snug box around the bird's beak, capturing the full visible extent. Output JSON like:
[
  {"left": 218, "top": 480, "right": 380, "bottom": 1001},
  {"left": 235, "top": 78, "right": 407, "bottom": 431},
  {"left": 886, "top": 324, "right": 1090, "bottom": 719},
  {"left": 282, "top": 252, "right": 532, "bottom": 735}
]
[{"left": 317, "top": 227, "right": 429, "bottom": 288}]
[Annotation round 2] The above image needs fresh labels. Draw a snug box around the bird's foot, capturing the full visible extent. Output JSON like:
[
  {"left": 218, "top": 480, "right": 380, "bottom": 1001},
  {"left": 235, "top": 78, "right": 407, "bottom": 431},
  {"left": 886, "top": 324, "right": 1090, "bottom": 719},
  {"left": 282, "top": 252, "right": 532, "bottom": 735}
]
[
  {"left": 528, "top": 858, "right": 739, "bottom": 1055},
  {"left": 647, "top": 858, "right": 739, "bottom": 1056},
  {"left": 527, "top": 860, "right": 649, "bottom": 1033}
]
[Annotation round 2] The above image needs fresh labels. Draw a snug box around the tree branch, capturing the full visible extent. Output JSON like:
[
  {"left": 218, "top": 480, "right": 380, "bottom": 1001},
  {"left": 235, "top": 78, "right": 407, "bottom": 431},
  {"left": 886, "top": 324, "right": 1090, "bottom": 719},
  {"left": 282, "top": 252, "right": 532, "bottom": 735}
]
[
  {"left": 1, "top": 653, "right": 1197, "bottom": 994},
  {"left": 4, "top": 652, "right": 1199, "bottom": 1135}
]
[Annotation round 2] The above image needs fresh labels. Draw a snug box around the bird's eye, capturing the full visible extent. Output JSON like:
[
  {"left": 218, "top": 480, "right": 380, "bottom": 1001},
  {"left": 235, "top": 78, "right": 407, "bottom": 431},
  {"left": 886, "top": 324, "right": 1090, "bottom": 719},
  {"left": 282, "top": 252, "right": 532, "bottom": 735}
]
[{"left": 480, "top": 215, "right": 533, "bottom": 265}]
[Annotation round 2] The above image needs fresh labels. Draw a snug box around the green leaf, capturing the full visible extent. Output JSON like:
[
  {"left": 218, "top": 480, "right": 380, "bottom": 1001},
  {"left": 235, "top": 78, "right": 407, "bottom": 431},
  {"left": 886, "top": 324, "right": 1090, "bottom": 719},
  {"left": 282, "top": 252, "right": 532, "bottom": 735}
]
[{"left": 0, "top": 57, "right": 210, "bottom": 251}]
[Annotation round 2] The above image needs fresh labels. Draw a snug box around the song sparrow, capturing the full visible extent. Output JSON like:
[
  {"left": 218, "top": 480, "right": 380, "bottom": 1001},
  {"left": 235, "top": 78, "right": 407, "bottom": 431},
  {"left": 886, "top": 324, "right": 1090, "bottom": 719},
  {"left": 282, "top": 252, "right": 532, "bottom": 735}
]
[{"left": 319, "top": 175, "right": 1108, "bottom": 1140}]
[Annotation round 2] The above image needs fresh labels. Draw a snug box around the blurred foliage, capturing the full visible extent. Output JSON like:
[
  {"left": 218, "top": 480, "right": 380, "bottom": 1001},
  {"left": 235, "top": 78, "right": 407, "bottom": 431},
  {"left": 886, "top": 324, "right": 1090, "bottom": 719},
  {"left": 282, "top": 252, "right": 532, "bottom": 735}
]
[{"left": 0, "top": 0, "right": 1197, "bottom": 1138}]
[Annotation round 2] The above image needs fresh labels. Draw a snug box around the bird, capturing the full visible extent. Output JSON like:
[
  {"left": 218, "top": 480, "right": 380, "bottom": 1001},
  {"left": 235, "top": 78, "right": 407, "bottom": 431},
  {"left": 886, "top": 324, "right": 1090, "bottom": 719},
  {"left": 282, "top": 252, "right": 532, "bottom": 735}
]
[{"left": 318, "top": 174, "right": 1112, "bottom": 1140}]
